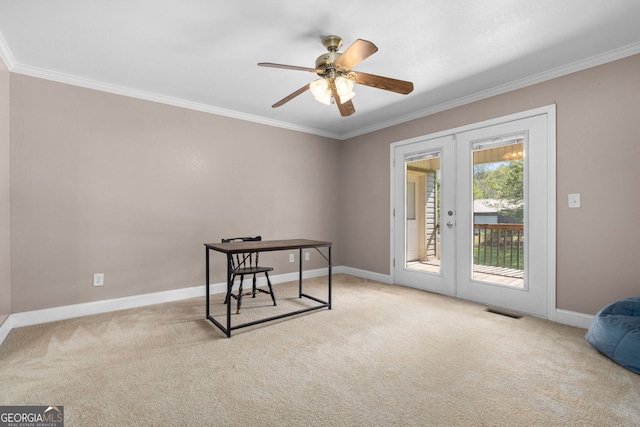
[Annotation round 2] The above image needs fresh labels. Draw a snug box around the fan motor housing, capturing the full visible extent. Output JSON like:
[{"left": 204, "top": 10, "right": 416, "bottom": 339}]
[{"left": 315, "top": 52, "right": 342, "bottom": 70}]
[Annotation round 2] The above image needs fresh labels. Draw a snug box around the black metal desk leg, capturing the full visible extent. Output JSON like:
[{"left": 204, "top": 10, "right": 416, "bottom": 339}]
[
  {"left": 328, "top": 245, "right": 332, "bottom": 309},
  {"left": 206, "top": 247, "right": 210, "bottom": 317},
  {"left": 226, "top": 254, "right": 232, "bottom": 338},
  {"left": 298, "top": 248, "right": 303, "bottom": 297}
]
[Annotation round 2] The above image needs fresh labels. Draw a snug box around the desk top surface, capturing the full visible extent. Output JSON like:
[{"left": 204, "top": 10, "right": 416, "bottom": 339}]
[{"left": 205, "top": 239, "right": 332, "bottom": 254}]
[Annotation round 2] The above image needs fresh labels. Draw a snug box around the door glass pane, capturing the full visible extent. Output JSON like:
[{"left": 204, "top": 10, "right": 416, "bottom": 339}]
[
  {"left": 405, "top": 154, "right": 441, "bottom": 274},
  {"left": 472, "top": 138, "right": 525, "bottom": 287}
]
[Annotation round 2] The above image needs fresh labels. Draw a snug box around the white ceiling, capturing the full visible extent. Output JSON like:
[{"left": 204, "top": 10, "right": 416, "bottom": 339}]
[{"left": 1, "top": 1, "right": 640, "bottom": 139}]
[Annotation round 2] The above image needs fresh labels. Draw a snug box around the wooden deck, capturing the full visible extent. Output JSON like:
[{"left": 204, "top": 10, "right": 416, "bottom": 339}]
[
  {"left": 406, "top": 261, "right": 524, "bottom": 288},
  {"left": 473, "top": 265, "right": 524, "bottom": 288}
]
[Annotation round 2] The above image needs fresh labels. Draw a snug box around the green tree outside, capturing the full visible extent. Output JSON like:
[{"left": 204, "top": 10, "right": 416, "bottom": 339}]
[{"left": 473, "top": 159, "right": 523, "bottom": 222}]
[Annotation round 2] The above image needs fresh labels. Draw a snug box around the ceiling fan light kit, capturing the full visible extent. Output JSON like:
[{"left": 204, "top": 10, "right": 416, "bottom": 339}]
[
  {"left": 310, "top": 75, "right": 355, "bottom": 105},
  {"left": 258, "top": 35, "right": 414, "bottom": 117},
  {"left": 309, "top": 78, "right": 331, "bottom": 104}
]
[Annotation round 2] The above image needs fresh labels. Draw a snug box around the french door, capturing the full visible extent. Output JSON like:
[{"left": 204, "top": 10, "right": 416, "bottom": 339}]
[
  {"left": 394, "top": 135, "right": 456, "bottom": 297},
  {"left": 392, "top": 107, "right": 555, "bottom": 317}
]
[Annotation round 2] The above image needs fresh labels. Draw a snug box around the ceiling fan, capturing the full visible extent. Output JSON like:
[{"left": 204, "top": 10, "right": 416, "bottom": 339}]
[{"left": 258, "top": 35, "right": 414, "bottom": 117}]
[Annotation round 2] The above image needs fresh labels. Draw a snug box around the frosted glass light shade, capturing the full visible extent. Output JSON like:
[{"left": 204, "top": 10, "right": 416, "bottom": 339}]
[
  {"left": 315, "top": 92, "right": 332, "bottom": 105},
  {"left": 310, "top": 76, "right": 355, "bottom": 105},
  {"left": 335, "top": 76, "right": 355, "bottom": 103},
  {"left": 310, "top": 79, "right": 329, "bottom": 97},
  {"left": 335, "top": 76, "right": 354, "bottom": 96}
]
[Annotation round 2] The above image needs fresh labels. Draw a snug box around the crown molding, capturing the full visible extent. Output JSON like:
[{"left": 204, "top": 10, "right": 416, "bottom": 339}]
[
  {"left": 4, "top": 38, "right": 640, "bottom": 141},
  {"left": 340, "top": 41, "right": 640, "bottom": 140},
  {"left": 0, "top": 30, "right": 15, "bottom": 69},
  {"left": 9, "top": 62, "right": 342, "bottom": 140}
]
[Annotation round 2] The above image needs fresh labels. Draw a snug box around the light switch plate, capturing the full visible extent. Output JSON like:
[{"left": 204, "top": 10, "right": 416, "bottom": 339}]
[{"left": 568, "top": 193, "right": 581, "bottom": 208}]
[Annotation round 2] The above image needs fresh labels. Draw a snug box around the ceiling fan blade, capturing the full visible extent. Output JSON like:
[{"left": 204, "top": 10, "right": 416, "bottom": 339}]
[
  {"left": 331, "top": 87, "right": 356, "bottom": 117},
  {"left": 353, "top": 72, "right": 414, "bottom": 94},
  {"left": 335, "top": 39, "right": 378, "bottom": 69},
  {"left": 272, "top": 84, "right": 310, "bottom": 108},
  {"left": 258, "top": 62, "right": 321, "bottom": 73}
]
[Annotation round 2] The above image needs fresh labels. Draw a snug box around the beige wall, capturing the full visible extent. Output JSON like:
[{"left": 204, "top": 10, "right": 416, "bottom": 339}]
[
  {"left": 6, "top": 54, "right": 640, "bottom": 317},
  {"left": 341, "top": 54, "right": 640, "bottom": 315},
  {"left": 10, "top": 75, "right": 342, "bottom": 312},
  {"left": 0, "top": 57, "right": 9, "bottom": 324}
]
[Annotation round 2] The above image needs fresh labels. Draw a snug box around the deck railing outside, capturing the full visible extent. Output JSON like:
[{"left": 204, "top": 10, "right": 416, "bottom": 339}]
[{"left": 474, "top": 223, "right": 524, "bottom": 270}]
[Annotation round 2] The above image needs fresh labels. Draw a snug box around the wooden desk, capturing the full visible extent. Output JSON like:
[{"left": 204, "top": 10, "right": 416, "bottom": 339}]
[{"left": 204, "top": 239, "right": 332, "bottom": 337}]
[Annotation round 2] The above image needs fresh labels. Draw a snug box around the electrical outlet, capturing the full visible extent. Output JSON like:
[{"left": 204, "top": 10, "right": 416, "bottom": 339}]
[
  {"left": 289, "top": 253, "right": 295, "bottom": 263},
  {"left": 304, "top": 252, "right": 310, "bottom": 261},
  {"left": 93, "top": 273, "right": 104, "bottom": 287}
]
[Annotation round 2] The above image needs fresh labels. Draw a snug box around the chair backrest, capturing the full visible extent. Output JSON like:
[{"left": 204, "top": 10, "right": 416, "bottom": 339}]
[{"left": 221, "top": 236, "right": 263, "bottom": 270}]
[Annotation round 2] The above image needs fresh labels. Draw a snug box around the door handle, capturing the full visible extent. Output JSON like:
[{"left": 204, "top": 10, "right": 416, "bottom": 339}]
[{"left": 446, "top": 221, "right": 455, "bottom": 229}]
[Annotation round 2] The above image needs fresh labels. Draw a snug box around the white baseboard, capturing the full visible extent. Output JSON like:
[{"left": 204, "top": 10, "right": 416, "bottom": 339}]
[
  {"left": 2, "top": 267, "right": 338, "bottom": 338},
  {"left": 339, "top": 266, "right": 392, "bottom": 284},
  {"left": 342, "top": 267, "right": 594, "bottom": 329},
  {"left": 0, "top": 316, "right": 13, "bottom": 345},
  {"left": 554, "top": 308, "right": 593, "bottom": 329},
  {"left": 0, "top": 266, "right": 593, "bottom": 348},
  {"left": 267, "top": 266, "right": 342, "bottom": 286},
  {"left": 9, "top": 284, "right": 209, "bottom": 329}
]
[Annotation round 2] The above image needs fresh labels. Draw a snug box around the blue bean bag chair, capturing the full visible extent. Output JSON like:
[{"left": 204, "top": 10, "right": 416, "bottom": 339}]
[{"left": 586, "top": 296, "right": 640, "bottom": 374}]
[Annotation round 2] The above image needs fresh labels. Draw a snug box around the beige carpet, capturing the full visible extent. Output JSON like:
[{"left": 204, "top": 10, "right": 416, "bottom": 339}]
[{"left": 1, "top": 274, "right": 639, "bottom": 426}]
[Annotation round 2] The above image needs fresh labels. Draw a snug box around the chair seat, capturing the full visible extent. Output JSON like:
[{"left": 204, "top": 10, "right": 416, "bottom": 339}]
[{"left": 235, "top": 266, "right": 274, "bottom": 275}]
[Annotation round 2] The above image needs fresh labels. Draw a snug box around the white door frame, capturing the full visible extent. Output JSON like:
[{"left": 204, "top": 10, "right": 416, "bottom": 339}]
[{"left": 389, "top": 105, "right": 556, "bottom": 320}]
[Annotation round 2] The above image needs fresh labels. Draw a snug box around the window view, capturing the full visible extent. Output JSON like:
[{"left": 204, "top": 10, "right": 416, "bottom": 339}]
[
  {"left": 405, "top": 153, "right": 441, "bottom": 274},
  {"left": 472, "top": 138, "right": 525, "bottom": 287},
  {"left": 403, "top": 139, "right": 525, "bottom": 286}
]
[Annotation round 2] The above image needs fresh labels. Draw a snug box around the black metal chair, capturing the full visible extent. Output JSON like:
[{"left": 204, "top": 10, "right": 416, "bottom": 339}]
[{"left": 222, "top": 236, "right": 277, "bottom": 314}]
